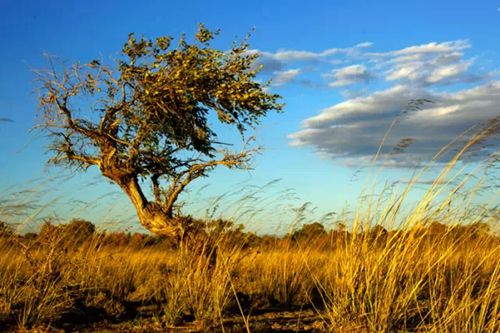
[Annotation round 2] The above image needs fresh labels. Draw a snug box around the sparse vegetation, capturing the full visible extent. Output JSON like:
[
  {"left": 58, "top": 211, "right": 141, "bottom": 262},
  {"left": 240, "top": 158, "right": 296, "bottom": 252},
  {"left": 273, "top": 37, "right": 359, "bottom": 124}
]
[
  {"left": 0, "top": 150, "right": 498, "bottom": 332},
  {"left": 0, "top": 218, "right": 498, "bottom": 332},
  {"left": 0, "top": 117, "right": 497, "bottom": 332}
]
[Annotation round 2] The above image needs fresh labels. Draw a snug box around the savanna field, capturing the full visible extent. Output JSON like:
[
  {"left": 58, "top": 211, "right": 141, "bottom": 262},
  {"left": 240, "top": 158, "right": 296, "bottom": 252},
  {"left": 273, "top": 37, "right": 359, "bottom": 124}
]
[
  {"left": 0, "top": 211, "right": 499, "bottom": 332},
  {"left": 1, "top": 142, "right": 499, "bottom": 332}
]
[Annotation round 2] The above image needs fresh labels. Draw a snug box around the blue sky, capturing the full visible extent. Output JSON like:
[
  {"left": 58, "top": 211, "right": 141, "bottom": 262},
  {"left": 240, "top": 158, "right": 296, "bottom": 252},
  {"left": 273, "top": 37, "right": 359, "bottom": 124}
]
[{"left": 1, "top": 0, "right": 499, "bottom": 232}]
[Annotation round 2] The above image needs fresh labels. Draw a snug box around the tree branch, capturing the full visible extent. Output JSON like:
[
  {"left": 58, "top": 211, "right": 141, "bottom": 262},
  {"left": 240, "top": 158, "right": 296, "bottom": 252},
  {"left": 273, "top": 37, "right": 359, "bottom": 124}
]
[{"left": 164, "top": 149, "right": 255, "bottom": 215}]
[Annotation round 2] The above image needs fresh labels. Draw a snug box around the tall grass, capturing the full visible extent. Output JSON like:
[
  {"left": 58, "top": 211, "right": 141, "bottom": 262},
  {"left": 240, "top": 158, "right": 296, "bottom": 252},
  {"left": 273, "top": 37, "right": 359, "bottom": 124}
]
[
  {"left": 0, "top": 125, "right": 498, "bottom": 331},
  {"left": 0, "top": 223, "right": 497, "bottom": 331}
]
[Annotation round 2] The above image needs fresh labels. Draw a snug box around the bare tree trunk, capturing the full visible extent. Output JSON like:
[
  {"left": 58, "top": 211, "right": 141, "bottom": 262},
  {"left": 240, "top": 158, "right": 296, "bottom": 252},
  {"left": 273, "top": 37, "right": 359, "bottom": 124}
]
[
  {"left": 118, "top": 177, "right": 184, "bottom": 239},
  {"left": 139, "top": 205, "right": 184, "bottom": 239},
  {"left": 114, "top": 176, "right": 218, "bottom": 264}
]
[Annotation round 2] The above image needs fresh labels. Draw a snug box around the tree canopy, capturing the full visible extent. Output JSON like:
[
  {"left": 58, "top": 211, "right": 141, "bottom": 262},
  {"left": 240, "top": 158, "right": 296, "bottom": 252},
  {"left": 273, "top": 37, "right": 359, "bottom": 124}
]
[{"left": 37, "top": 25, "right": 282, "bottom": 239}]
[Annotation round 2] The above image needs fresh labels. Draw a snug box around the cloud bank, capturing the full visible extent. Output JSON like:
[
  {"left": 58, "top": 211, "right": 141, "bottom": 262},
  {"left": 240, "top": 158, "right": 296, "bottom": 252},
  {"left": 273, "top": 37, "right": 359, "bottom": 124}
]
[{"left": 255, "top": 40, "right": 499, "bottom": 166}]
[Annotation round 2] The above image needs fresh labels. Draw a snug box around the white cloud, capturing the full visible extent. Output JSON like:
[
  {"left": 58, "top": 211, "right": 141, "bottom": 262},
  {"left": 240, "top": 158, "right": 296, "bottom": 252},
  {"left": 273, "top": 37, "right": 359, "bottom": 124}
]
[
  {"left": 355, "top": 42, "right": 374, "bottom": 48},
  {"left": 270, "top": 50, "right": 324, "bottom": 62},
  {"left": 386, "top": 62, "right": 422, "bottom": 81},
  {"left": 252, "top": 40, "right": 498, "bottom": 166},
  {"left": 426, "top": 61, "right": 472, "bottom": 83},
  {"left": 251, "top": 42, "right": 374, "bottom": 75},
  {"left": 327, "top": 64, "right": 373, "bottom": 87},
  {"left": 271, "top": 68, "right": 302, "bottom": 86},
  {"left": 381, "top": 41, "right": 477, "bottom": 86},
  {"left": 289, "top": 82, "right": 500, "bottom": 166},
  {"left": 254, "top": 39, "right": 483, "bottom": 89},
  {"left": 260, "top": 44, "right": 371, "bottom": 62},
  {"left": 392, "top": 40, "right": 470, "bottom": 56}
]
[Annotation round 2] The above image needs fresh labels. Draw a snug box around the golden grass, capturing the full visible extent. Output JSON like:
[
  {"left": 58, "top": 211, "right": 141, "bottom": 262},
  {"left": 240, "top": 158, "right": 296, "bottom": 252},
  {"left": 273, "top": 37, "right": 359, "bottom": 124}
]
[
  {"left": 0, "top": 223, "right": 497, "bottom": 332},
  {"left": 0, "top": 129, "right": 498, "bottom": 332}
]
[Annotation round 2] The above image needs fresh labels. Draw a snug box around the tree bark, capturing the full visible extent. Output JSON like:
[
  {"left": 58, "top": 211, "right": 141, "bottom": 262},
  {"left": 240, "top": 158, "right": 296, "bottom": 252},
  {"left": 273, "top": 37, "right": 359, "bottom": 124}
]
[{"left": 118, "top": 177, "right": 184, "bottom": 239}]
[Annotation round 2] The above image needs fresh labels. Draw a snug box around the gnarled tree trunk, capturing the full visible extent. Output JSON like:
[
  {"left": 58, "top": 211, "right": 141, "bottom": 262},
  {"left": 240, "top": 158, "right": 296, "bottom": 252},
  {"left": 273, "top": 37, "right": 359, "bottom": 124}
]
[{"left": 107, "top": 172, "right": 186, "bottom": 240}]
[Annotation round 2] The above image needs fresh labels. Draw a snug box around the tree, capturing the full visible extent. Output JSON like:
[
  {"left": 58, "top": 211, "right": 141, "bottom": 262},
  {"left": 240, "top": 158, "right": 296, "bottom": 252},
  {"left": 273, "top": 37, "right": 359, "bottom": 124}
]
[
  {"left": 292, "top": 222, "right": 327, "bottom": 241},
  {"left": 37, "top": 218, "right": 96, "bottom": 247},
  {"left": 0, "top": 220, "right": 14, "bottom": 237},
  {"left": 37, "top": 25, "right": 282, "bottom": 240},
  {"left": 63, "top": 218, "right": 96, "bottom": 245}
]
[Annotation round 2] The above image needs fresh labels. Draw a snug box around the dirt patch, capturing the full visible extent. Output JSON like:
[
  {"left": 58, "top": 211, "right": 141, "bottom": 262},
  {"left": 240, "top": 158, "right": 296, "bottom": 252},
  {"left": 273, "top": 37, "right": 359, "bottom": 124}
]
[{"left": 78, "top": 308, "right": 325, "bottom": 332}]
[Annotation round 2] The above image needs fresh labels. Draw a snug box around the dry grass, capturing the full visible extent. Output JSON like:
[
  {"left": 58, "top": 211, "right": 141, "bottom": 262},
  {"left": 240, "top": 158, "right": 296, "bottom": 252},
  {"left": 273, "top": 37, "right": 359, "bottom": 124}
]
[
  {"left": 0, "top": 219, "right": 497, "bottom": 332},
  {"left": 0, "top": 130, "right": 498, "bottom": 332}
]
